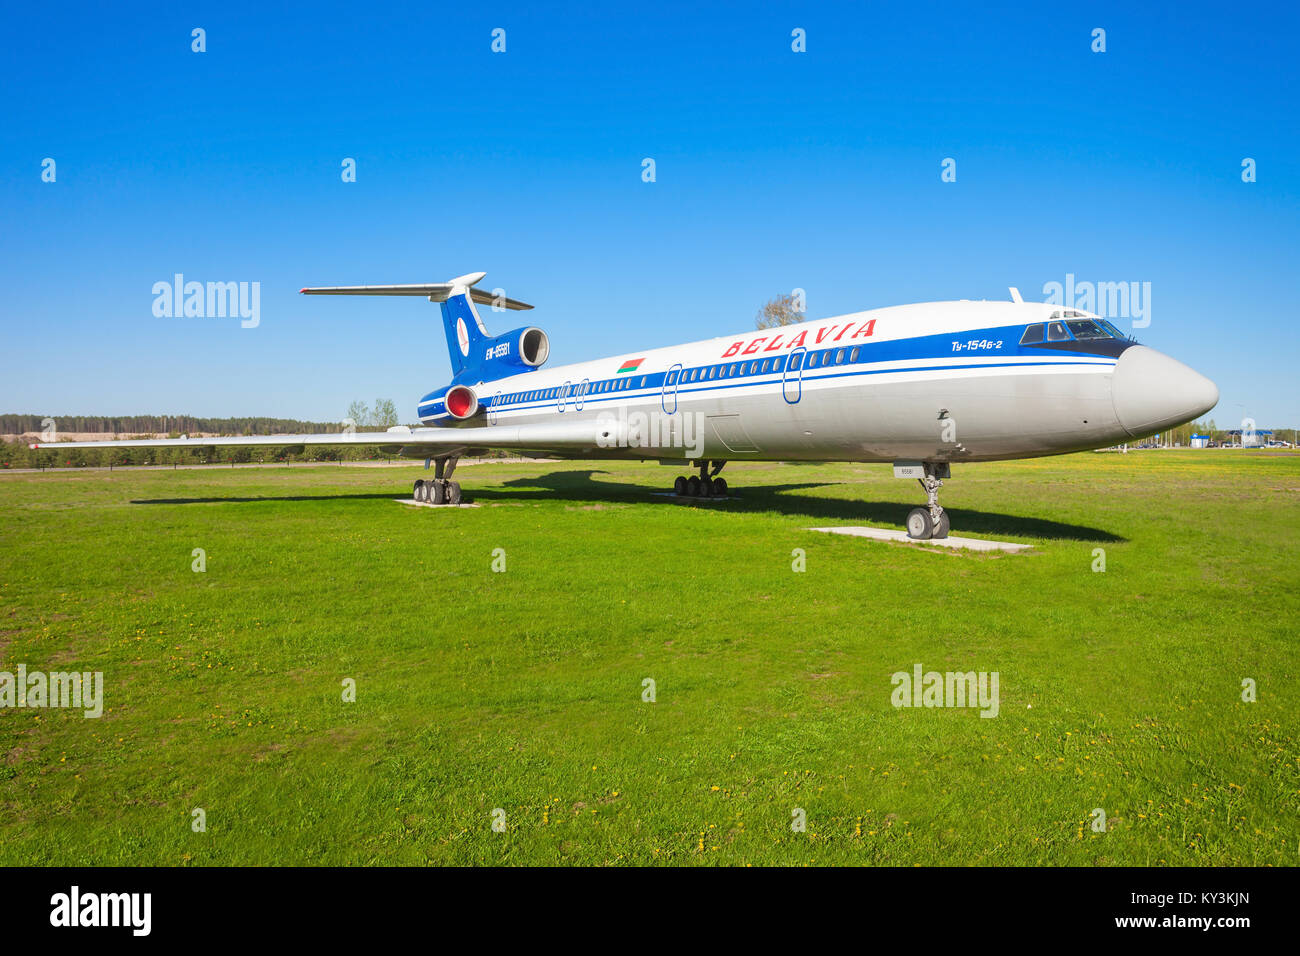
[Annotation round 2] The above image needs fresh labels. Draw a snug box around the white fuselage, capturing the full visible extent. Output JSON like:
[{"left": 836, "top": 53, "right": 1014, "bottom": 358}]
[{"left": 418, "top": 300, "right": 1217, "bottom": 464}]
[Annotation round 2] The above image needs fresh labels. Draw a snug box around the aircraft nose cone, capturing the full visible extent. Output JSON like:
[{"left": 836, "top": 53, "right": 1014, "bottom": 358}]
[{"left": 1111, "top": 345, "right": 1219, "bottom": 438}]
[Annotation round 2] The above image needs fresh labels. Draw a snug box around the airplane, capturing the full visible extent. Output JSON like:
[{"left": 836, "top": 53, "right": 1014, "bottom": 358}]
[{"left": 31, "top": 271, "right": 1219, "bottom": 539}]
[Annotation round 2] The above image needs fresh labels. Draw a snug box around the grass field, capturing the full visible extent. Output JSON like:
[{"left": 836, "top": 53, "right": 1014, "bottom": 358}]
[{"left": 0, "top": 452, "right": 1296, "bottom": 866}]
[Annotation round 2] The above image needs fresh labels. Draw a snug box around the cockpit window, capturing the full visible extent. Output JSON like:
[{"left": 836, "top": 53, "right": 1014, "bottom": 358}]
[
  {"left": 1099, "top": 319, "right": 1129, "bottom": 340},
  {"left": 1046, "top": 321, "right": 1070, "bottom": 342},
  {"left": 1020, "top": 323, "right": 1045, "bottom": 345},
  {"left": 1066, "top": 319, "right": 1109, "bottom": 340}
]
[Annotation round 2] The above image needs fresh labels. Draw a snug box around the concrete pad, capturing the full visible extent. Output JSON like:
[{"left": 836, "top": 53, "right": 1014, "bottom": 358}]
[
  {"left": 396, "top": 499, "right": 480, "bottom": 509},
  {"left": 809, "top": 526, "right": 1032, "bottom": 552},
  {"left": 651, "top": 492, "right": 739, "bottom": 503}
]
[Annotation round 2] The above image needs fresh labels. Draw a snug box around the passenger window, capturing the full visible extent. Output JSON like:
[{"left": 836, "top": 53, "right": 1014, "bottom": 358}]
[
  {"left": 667, "top": 371, "right": 677, "bottom": 384},
  {"left": 791, "top": 353, "right": 803, "bottom": 370},
  {"left": 809, "top": 353, "right": 819, "bottom": 368},
  {"left": 1020, "top": 324, "right": 1045, "bottom": 345},
  {"left": 750, "top": 361, "right": 758, "bottom": 374},
  {"left": 1046, "top": 321, "right": 1070, "bottom": 342},
  {"left": 761, "top": 360, "right": 770, "bottom": 373},
  {"left": 835, "top": 349, "right": 844, "bottom": 364},
  {"left": 850, "top": 347, "right": 860, "bottom": 362},
  {"left": 708, "top": 367, "right": 716, "bottom": 379}
]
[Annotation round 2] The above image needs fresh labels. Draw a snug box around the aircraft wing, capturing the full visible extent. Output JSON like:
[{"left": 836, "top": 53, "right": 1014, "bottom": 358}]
[{"left": 29, "top": 420, "right": 609, "bottom": 455}]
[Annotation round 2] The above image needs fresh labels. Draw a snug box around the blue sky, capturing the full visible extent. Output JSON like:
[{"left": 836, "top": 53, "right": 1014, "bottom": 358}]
[{"left": 2, "top": 1, "right": 1297, "bottom": 427}]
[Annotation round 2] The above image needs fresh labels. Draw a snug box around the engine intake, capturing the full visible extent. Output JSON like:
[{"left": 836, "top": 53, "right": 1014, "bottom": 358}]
[
  {"left": 444, "top": 384, "right": 479, "bottom": 419},
  {"left": 518, "top": 327, "right": 549, "bottom": 367}
]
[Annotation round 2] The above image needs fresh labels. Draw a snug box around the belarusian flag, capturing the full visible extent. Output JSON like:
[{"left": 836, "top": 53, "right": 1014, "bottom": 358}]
[{"left": 617, "top": 357, "right": 644, "bottom": 374}]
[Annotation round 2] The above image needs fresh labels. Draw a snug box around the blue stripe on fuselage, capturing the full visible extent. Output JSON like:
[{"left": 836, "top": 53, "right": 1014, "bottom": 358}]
[{"left": 418, "top": 323, "right": 1118, "bottom": 420}]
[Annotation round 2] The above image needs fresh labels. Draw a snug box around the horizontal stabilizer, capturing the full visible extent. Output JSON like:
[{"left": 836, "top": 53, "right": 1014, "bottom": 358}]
[{"left": 300, "top": 274, "right": 532, "bottom": 310}]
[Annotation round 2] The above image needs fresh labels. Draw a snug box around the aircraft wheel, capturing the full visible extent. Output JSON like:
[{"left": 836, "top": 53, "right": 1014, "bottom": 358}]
[
  {"left": 413, "top": 479, "right": 425, "bottom": 502},
  {"left": 446, "top": 481, "right": 462, "bottom": 505},
  {"left": 713, "top": 477, "right": 728, "bottom": 497},
  {"left": 699, "top": 477, "right": 713, "bottom": 497},
  {"left": 673, "top": 476, "right": 688, "bottom": 496},
  {"left": 906, "top": 507, "right": 933, "bottom": 540},
  {"left": 933, "top": 511, "right": 950, "bottom": 539},
  {"left": 430, "top": 480, "right": 446, "bottom": 505},
  {"left": 686, "top": 475, "right": 701, "bottom": 497}
]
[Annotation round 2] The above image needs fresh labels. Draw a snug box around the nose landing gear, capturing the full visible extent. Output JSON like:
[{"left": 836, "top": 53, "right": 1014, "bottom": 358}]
[{"left": 904, "top": 462, "right": 950, "bottom": 539}]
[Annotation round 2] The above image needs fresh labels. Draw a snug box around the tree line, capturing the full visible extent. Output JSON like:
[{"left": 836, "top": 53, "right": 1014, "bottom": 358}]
[
  {"left": 1, "top": 440, "right": 408, "bottom": 470},
  {"left": 0, "top": 413, "right": 346, "bottom": 436}
]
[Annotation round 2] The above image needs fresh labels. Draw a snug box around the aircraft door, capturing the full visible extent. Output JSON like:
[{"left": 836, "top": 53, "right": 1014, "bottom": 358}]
[
  {"left": 783, "top": 348, "right": 806, "bottom": 404},
  {"left": 575, "top": 378, "right": 589, "bottom": 411},
  {"left": 557, "top": 381, "right": 571, "bottom": 412},
  {"left": 662, "top": 363, "right": 682, "bottom": 414}
]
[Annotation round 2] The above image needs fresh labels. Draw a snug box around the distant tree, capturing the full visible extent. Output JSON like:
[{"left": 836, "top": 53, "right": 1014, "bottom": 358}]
[
  {"left": 346, "top": 400, "right": 370, "bottom": 428},
  {"left": 371, "top": 398, "right": 399, "bottom": 428},
  {"left": 756, "top": 292, "right": 805, "bottom": 330}
]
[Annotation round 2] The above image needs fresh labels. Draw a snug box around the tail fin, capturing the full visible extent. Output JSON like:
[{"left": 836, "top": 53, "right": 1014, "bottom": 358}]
[
  {"left": 439, "top": 281, "right": 490, "bottom": 376},
  {"left": 300, "top": 271, "right": 534, "bottom": 378}
]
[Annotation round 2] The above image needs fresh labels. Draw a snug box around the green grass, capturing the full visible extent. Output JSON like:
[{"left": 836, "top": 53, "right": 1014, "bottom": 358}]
[{"left": 0, "top": 452, "right": 1296, "bottom": 866}]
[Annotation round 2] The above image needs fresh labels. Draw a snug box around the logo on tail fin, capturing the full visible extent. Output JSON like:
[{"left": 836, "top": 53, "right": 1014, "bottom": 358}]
[{"left": 456, "top": 317, "right": 470, "bottom": 355}]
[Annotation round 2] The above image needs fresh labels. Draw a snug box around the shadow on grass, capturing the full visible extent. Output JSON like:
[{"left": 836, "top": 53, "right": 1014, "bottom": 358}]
[
  {"left": 490, "top": 470, "right": 1127, "bottom": 542},
  {"left": 131, "top": 493, "right": 400, "bottom": 505},
  {"left": 132, "top": 468, "right": 1125, "bottom": 542}
]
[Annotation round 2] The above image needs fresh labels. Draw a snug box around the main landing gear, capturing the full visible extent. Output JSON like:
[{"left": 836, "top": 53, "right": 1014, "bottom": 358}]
[
  {"left": 413, "top": 455, "right": 462, "bottom": 505},
  {"left": 672, "top": 460, "right": 728, "bottom": 498},
  {"left": 906, "top": 462, "right": 950, "bottom": 540}
]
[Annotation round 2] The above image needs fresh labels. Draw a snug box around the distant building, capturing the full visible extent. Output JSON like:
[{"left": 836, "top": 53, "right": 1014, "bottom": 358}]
[
  {"left": 1224, "top": 429, "right": 1273, "bottom": 448},
  {"left": 1190, "top": 434, "right": 1209, "bottom": 448}
]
